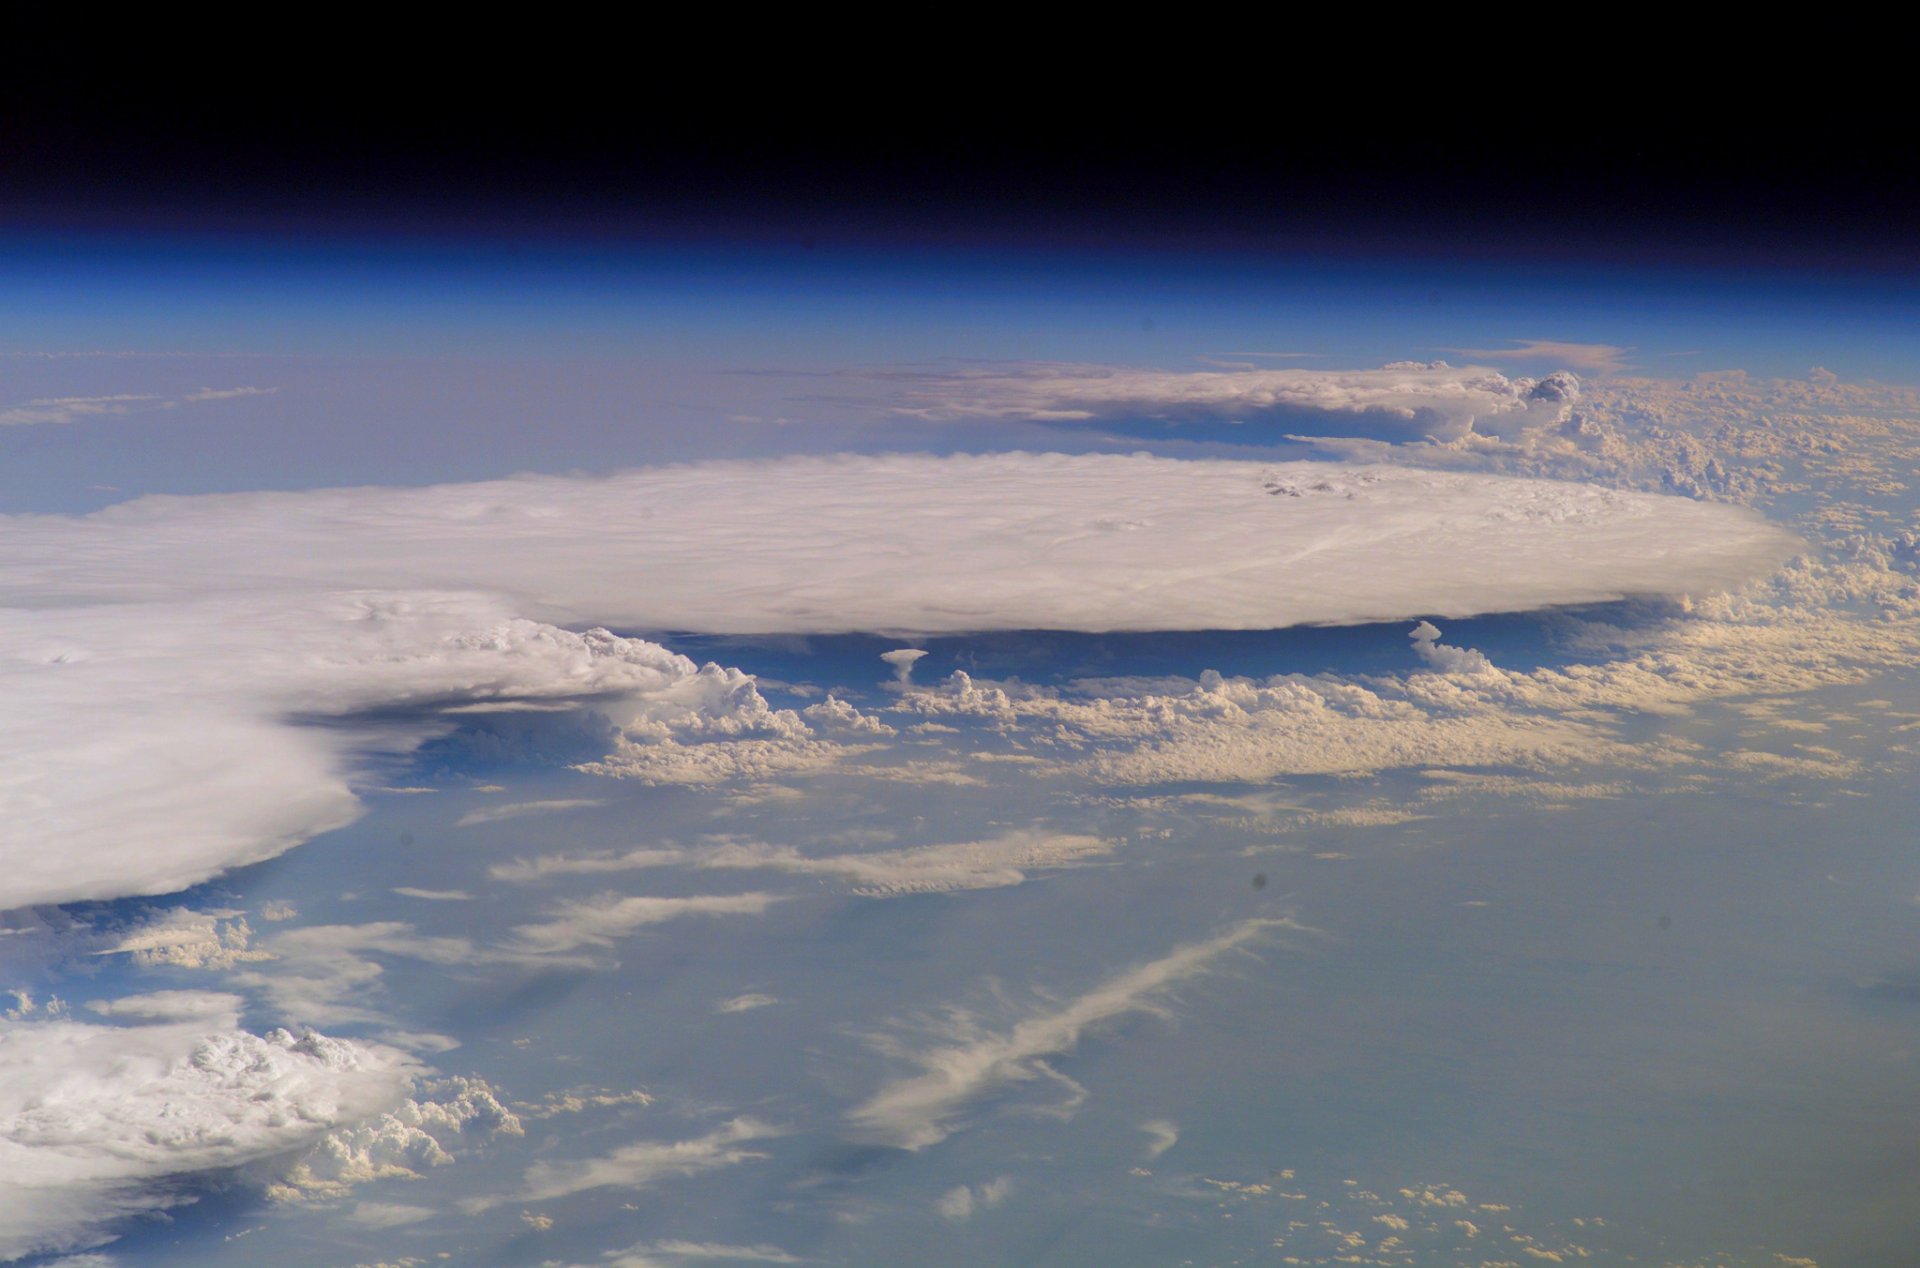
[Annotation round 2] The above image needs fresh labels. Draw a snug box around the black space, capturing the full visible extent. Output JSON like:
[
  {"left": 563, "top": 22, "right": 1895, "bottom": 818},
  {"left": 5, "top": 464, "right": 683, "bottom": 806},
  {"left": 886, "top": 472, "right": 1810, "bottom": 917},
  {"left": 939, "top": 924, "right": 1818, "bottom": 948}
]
[{"left": 4, "top": 16, "right": 1915, "bottom": 272}]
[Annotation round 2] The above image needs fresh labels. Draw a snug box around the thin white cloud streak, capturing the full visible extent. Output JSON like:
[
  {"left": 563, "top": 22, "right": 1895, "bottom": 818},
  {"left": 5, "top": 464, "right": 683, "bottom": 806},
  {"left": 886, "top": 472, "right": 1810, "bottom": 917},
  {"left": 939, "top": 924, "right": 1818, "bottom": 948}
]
[
  {"left": 0, "top": 386, "right": 274, "bottom": 427},
  {"left": 507, "top": 893, "right": 785, "bottom": 957},
  {"left": 1141, "top": 1118, "right": 1179, "bottom": 1159},
  {"left": 1439, "top": 341, "right": 1632, "bottom": 374},
  {"left": 0, "top": 394, "right": 158, "bottom": 427},
  {"left": 0, "top": 454, "right": 1792, "bottom": 911},
  {"left": 492, "top": 830, "right": 1112, "bottom": 898},
  {"left": 848, "top": 919, "right": 1281, "bottom": 1150},
  {"left": 695, "top": 831, "right": 1113, "bottom": 897},
  {"left": 636, "top": 1242, "right": 806, "bottom": 1263},
  {"left": 490, "top": 847, "right": 689, "bottom": 884},
  {"left": 455, "top": 797, "right": 608, "bottom": 827},
  {"left": 0, "top": 1018, "right": 414, "bottom": 1261},
  {"left": 468, "top": 1116, "right": 780, "bottom": 1210},
  {"left": 83, "top": 991, "right": 245, "bottom": 1024}
]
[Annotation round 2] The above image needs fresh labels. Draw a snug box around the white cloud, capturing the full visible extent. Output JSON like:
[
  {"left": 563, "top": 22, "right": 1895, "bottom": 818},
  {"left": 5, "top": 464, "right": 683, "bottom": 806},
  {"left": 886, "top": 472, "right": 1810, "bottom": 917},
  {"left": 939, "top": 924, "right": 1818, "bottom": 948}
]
[
  {"left": 84, "top": 990, "right": 245, "bottom": 1025},
  {"left": 0, "top": 1018, "right": 414, "bottom": 1260},
  {"left": 874, "top": 361, "right": 1581, "bottom": 442},
  {"left": 5, "top": 454, "right": 1788, "bottom": 635},
  {"left": 875, "top": 573, "right": 1920, "bottom": 788},
  {"left": 0, "top": 454, "right": 1791, "bottom": 912},
  {"left": 490, "top": 830, "right": 1111, "bottom": 898},
  {"left": 848, "top": 920, "right": 1281, "bottom": 1149},
  {"left": 1141, "top": 1118, "right": 1179, "bottom": 1159},
  {"left": 267, "top": 1076, "right": 522, "bottom": 1200},
  {"left": 938, "top": 1177, "right": 1012, "bottom": 1220},
  {"left": 0, "top": 592, "right": 737, "bottom": 912},
  {"left": 344, "top": 1202, "right": 438, "bottom": 1229},
  {"left": 634, "top": 1242, "right": 805, "bottom": 1263},
  {"left": 880, "top": 648, "right": 928, "bottom": 684},
  {"left": 228, "top": 921, "right": 489, "bottom": 1029},
  {"left": 714, "top": 993, "right": 777, "bottom": 1014},
  {"left": 0, "top": 394, "right": 158, "bottom": 427},
  {"left": 489, "top": 847, "right": 688, "bottom": 884},
  {"left": 0, "top": 386, "right": 274, "bottom": 427},
  {"left": 1408, "top": 620, "right": 1495, "bottom": 674},
  {"left": 507, "top": 894, "right": 785, "bottom": 957},
  {"left": 93, "top": 908, "right": 270, "bottom": 969},
  {"left": 1440, "top": 341, "right": 1632, "bottom": 374},
  {"left": 469, "top": 1117, "right": 781, "bottom": 1210},
  {"left": 695, "top": 830, "right": 1113, "bottom": 897},
  {"left": 454, "top": 797, "right": 607, "bottom": 827}
]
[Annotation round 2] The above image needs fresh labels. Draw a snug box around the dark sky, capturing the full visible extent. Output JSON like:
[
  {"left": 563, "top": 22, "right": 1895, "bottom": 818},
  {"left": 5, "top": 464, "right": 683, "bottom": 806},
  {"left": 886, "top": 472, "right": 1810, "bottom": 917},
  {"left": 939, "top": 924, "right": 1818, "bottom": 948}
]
[{"left": 4, "top": 16, "right": 1914, "bottom": 275}]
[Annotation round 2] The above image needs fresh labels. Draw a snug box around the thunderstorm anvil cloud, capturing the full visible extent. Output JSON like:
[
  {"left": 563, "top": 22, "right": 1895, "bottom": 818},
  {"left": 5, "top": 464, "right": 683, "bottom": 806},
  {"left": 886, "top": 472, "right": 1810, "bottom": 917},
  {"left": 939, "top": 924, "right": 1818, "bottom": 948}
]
[{"left": 0, "top": 453, "right": 1795, "bottom": 912}]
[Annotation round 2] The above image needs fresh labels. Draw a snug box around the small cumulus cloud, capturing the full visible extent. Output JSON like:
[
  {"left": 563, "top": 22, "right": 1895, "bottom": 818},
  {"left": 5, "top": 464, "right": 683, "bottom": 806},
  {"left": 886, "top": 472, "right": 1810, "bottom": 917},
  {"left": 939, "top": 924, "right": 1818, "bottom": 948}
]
[{"left": 936, "top": 1178, "right": 1011, "bottom": 1220}]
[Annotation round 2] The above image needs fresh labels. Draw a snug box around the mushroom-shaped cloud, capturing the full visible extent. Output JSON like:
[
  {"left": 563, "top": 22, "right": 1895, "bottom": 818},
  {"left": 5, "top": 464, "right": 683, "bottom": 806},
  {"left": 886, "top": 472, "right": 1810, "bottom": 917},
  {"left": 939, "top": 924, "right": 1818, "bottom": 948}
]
[{"left": 881, "top": 648, "right": 930, "bottom": 685}]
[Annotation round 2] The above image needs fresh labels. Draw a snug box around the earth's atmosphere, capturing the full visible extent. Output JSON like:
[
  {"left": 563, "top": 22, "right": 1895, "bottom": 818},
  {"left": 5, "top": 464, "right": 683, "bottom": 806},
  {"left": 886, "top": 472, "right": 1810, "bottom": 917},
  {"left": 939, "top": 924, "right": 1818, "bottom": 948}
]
[{"left": 3, "top": 70, "right": 1919, "bottom": 1268}]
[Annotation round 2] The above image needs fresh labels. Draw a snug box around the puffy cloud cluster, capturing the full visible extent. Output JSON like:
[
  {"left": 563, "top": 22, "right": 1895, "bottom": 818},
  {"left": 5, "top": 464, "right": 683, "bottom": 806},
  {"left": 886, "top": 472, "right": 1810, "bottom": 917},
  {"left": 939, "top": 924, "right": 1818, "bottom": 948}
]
[
  {"left": 0, "top": 1015, "right": 415, "bottom": 1260},
  {"left": 872, "top": 593, "right": 1920, "bottom": 788},
  {"left": 265, "top": 1075, "right": 524, "bottom": 1199},
  {"left": 878, "top": 360, "right": 1581, "bottom": 442}
]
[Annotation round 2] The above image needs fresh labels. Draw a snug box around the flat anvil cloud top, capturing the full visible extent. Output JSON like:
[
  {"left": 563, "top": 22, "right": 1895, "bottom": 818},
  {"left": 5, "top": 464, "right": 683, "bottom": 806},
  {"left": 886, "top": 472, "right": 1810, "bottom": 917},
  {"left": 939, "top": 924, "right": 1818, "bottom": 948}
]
[
  {"left": 5, "top": 453, "right": 1794, "bottom": 634},
  {"left": 0, "top": 453, "right": 1795, "bottom": 912}
]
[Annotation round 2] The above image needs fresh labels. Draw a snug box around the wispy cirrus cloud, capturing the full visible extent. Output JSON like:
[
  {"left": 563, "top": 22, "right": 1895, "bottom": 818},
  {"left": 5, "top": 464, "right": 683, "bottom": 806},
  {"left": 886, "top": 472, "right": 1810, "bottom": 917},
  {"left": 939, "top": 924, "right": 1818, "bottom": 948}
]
[
  {"left": 466, "top": 1116, "right": 782, "bottom": 1210},
  {"left": 848, "top": 919, "right": 1286, "bottom": 1149},
  {"left": 491, "top": 830, "right": 1113, "bottom": 898},
  {"left": 1438, "top": 340, "right": 1632, "bottom": 375},
  {"left": 0, "top": 385, "right": 275, "bottom": 427}
]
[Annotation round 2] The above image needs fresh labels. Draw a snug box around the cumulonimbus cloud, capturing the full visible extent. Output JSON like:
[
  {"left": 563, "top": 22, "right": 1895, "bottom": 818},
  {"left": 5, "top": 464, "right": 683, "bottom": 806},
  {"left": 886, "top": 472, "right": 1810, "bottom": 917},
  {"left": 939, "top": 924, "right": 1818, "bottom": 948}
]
[
  {"left": 6, "top": 453, "right": 1794, "bottom": 633},
  {"left": 0, "top": 1016, "right": 415, "bottom": 1260},
  {"left": 0, "top": 453, "right": 1795, "bottom": 913}
]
